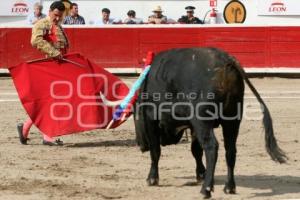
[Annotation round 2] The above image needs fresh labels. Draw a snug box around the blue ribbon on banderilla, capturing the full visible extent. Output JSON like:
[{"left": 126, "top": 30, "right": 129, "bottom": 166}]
[{"left": 106, "top": 65, "right": 151, "bottom": 129}]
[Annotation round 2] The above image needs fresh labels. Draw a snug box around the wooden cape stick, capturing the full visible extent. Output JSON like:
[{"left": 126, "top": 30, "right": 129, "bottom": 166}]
[
  {"left": 27, "top": 57, "right": 86, "bottom": 68},
  {"left": 27, "top": 57, "right": 53, "bottom": 64},
  {"left": 61, "top": 58, "right": 86, "bottom": 68}
]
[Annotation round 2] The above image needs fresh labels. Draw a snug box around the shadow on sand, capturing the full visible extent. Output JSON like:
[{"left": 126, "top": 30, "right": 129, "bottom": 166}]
[
  {"left": 177, "top": 174, "right": 300, "bottom": 197},
  {"left": 66, "top": 139, "right": 137, "bottom": 148}
]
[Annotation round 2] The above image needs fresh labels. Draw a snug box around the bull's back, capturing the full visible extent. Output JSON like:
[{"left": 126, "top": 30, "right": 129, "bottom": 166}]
[{"left": 145, "top": 47, "right": 244, "bottom": 102}]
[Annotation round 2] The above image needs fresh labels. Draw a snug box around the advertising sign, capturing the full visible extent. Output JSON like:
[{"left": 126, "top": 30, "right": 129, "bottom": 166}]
[
  {"left": 224, "top": 0, "right": 247, "bottom": 23},
  {"left": 258, "top": 0, "right": 300, "bottom": 15},
  {"left": 0, "top": 0, "right": 40, "bottom": 16}
]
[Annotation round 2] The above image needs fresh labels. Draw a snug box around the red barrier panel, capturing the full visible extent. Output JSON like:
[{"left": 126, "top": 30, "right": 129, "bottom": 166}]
[{"left": 1, "top": 26, "right": 300, "bottom": 69}]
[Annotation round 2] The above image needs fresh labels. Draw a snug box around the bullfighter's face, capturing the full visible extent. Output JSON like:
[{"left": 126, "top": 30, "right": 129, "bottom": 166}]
[{"left": 49, "top": 8, "right": 64, "bottom": 25}]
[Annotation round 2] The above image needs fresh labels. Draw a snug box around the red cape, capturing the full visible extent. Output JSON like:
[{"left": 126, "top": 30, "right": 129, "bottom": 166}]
[{"left": 9, "top": 53, "right": 129, "bottom": 137}]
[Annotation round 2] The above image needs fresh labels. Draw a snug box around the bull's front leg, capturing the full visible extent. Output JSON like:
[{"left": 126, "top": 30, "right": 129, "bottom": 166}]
[{"left": 147, "top": 135, "right": 161, "bottom": 186}]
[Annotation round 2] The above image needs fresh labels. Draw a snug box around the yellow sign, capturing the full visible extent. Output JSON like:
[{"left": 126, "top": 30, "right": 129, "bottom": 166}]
[{"left": 223, "top": 0, "right": 246, "bottom": 23}]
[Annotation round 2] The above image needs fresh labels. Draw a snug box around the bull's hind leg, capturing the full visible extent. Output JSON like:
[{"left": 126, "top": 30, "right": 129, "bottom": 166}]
[
  {"left": 192, "top": 121, "right": 218, "bottom": 199},
  {"left": 191, "top": 135, "right": 206, "bottom": 182},
  {"left": 221, "top": 120, "right": 241, "bottom": 194}
]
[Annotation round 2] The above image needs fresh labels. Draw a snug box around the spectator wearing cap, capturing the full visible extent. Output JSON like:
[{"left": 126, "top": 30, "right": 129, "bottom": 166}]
[
  {"left": 27, "top": 2, "right": 46, "bottom": 25},
  {"left": 94, "top": 8, "right": 121, "bottom": 25},
  {"left": 148, "top": 6, "right": 167, "bottom": 24},
  {"left": 124, "top": 10, "right": 143, "bottom": 24},
  {"left": 63, "top": 3, "right": 85, "bottom": 25},
  {"left": 178, "top": 6, "right": 203, "bottom": 24}
]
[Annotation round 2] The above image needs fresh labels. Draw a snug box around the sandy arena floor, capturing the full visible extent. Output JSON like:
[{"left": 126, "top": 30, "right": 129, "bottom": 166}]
[{"left": 0, "top": 77, "right": 299, "bottom": 200}]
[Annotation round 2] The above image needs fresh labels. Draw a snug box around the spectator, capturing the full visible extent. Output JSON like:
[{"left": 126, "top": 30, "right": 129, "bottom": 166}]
[
  {"left": 63, "top": 3, "right": 85, "bottom": 25},
  {"left": 178, "top": 6, "right": 203, "bottom": 24},
  {"left": 27, "top": 2, "right": 46, "bottom": 25},
  {"left": 148, "top": 6, "right": 167, "bottom": 24},
  {"left": 124, "top": 10, "right": 143, "bottom": 24},
  {"left": 94, "top": 8, "right": 121, "bottom": 25}
]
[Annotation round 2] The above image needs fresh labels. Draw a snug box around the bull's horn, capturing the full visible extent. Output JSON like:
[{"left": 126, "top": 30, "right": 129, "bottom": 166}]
[{"left": 99, "top": 92, "right": 123, "bottom": 107}]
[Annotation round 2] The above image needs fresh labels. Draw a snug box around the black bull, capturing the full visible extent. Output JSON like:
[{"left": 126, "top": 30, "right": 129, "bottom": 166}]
[{"left": 133, "top": 48, "right": 287, "bottom": 198}]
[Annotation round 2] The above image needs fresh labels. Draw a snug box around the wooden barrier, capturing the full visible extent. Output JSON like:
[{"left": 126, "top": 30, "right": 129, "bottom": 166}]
[{"left": 1, "top": 26, "right": 300, "bottom": 71}]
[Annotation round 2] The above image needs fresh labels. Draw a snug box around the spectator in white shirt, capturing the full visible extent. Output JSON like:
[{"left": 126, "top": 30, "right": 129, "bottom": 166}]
[
  {"left": 27, "top": 2, "right": 46, "bottom": 25},
  {"left": 123, "top": 10, "right": 143, "bottom": 24},
  {"left": 94, "top": 8, "right": 121, "bottom": 25}
]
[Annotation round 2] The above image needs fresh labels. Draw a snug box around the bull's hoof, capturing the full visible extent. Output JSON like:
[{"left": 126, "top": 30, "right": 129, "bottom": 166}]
[
  {"left": 201, "top": 187, "right": 213, "bottom": 199},
  {"left": 147, "top": 178, "right": 159, "bottom": 186},
  {"left": 223, "top": 184, "right": 236, "bottom": 194},
  {"left": 200, "top": 189, "right": 211, "bottom": 199}
]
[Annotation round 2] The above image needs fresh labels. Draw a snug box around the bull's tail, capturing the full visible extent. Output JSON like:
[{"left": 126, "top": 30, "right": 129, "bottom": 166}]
[{"left": 233, "top": 61, "right": 287, "bottom": 163}]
